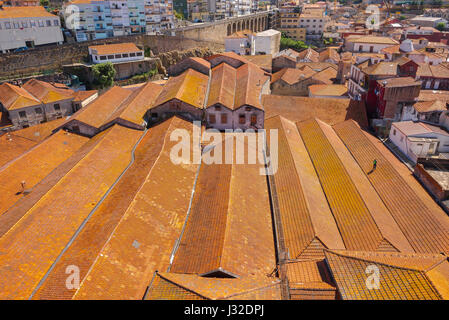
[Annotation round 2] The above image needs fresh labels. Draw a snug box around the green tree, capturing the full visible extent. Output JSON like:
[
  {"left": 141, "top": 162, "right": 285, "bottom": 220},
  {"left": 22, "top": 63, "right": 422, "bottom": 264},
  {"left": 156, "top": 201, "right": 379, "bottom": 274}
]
[
  {"left": 280, "top": 35, "right": 308, "bottom": 51},
  {"left": 92, "top": 62, "right": 116, "bottom": 89},
  {"left": 174, "top": 9, "right": 184, "bottom": 20},
  {"left": 40, "top": 0, "right": 49, "bottom": 6},
  {"left": 436, "top": 22, "right": 446, "bottom": 31}
]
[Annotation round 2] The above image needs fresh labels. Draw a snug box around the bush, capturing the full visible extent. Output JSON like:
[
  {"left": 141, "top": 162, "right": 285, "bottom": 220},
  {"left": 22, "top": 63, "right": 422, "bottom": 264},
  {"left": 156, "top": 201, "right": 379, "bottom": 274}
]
[
  {"left": 92, "top": 62, "right": 116, "bottom": 89},
  {"left": 280, "top": 36, "right": 309, "bottom": 51}
]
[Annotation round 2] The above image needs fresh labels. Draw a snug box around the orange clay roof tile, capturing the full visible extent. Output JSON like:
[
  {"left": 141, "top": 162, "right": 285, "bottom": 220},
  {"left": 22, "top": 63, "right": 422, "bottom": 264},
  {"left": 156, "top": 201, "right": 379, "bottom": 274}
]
[
  {"left": 0, "top": 133, "right": 37, "bottom": 167},
  {"left": 23, "top": 79, "right": 75, "bottom": 104},
  {"left": 0, "top": 82, "right": 41, "bottom": 111},
  {"left": 88, "top": 43, "right": 141, "bottom": 55},
  {"left": 263, "top": 95, "right": 368, "bottom": 128},
  {"left": 171, "top": 134, "right": 275, "bottom": 277},
  {"left": 10, "top": 118, "right": 67, "bottom": 142},
  {"left": 264, "top": 116, "right": 345, "bottom": 260},
  {"left": 146, "top": 272, "right": 281, "bottom": 300},
  {"left": 69, "top": 86, "right": 133, "bottom": 129},
  {"left": 0, "top": 130, "right": 89, "bottom": 215},
  {"left": 153, "top": 69, "right": 209, "bottom": 110},
  {"left": 0, "top": 125, "right": 143, "bottom": 299},
  {"left": 0, "top": 6, "right": 57, "bottom": 19},
  {"left": 325, "top": 250, "right": 449, "bottom": 300},
  {"left": 32, "top": 120, "right": 173, "bottom": 300},
  {"left": 73, "top": 118, "right": 200, "bottom": 299},
  {"left": 333, "top": 120, "right": 449, "bottom": 255}
]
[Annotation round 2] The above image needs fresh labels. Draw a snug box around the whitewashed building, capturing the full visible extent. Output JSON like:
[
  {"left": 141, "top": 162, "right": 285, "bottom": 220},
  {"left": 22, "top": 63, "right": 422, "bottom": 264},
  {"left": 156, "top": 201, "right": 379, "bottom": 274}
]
[
  {"left": 88, "top": 43, "right": 144, "bottom": 64},
  {"left": 0, "top": 6, "right": 63, "bottom": 53}
]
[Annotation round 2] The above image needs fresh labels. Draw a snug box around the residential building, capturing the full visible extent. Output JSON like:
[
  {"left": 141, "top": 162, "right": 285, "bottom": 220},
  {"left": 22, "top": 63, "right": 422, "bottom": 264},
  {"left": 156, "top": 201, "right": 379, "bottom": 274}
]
[
  {"left": 0, "top": 80, "right": 97, "bottom": 130},
  {"left": 409, "top": 16, "right": 448, "bottom": 28},
  {"left": 0, "top": 6, "right": 63, "bottom": 53},
  {"left": 308, "top": 84, "right": 348, "bottom": 98},
  {"left": 145, "top": 0, "right": 174, "bottom": 33},
  {"left": 345, "top": 35, "right": 399, "bottom": 53},
  {"left": 389, "top": 121, "right": 449, "bottom": 163},
  {"left": 88, "top": 42, "right": 144, "bottom": 64},
  {"left": 225, "top": 30, "right": 254, "bottom": 55},
  {"left": 252, "top": 29, "right": 280, "bottom": 55},
  {"left": 299, "top": 9, "right": 327, "bottom": 40},
  {"left": 278, "top": 5, "right": 306, "bottom": 41},
  {"left": 417, "top": 63, "right": 449, "bottom": 90}
]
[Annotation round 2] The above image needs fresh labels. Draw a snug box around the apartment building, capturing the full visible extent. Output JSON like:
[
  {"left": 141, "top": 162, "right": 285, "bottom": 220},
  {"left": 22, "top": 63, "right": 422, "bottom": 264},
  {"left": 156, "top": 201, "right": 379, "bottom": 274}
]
[
  {"left": 299, "top": 9, "right": 326, "bottom": 40},
  {"left": 145, "top": 0, "right": 174, "bottom": 33},
  {"left": 88, "top": 42, "right": 144, "bottom": 64},
  {"left": 278, "top": 5, "right": 305, "bottom": 41},
  {"left": 0, "top": 6, "right": 63, "bottom": 53}
]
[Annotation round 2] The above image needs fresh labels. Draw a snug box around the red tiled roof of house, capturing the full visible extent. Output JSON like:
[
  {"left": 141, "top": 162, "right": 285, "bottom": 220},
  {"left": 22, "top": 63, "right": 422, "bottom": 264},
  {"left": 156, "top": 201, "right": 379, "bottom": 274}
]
[{"left": 88, "top": 42, "right": 141, "bottom": 55}]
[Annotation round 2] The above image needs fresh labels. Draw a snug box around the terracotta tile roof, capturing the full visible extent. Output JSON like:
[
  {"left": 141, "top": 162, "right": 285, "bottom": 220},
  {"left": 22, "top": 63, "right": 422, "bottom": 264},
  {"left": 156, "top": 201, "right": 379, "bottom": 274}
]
[
  {"left": 392, "top": 121, "right": 449, "bottom": 137},
  {"left": 207, "top": 63, "right": 237, "bottom": 109},
  {"left": 11, "top": 118, "right": 66, "bottom": 142},
  {"left": 69, "top": 86, "right": 133, "bottom": 129},
  {"left": 88, "top": 43, "right": 141, "bottom": 55},
  {"left": 325, "top": 250, "right": 449, "bottom": 300},
  {"left": 171, "top": 134, "right": 275, "bottom": 277},
  {"left": 146, "top": 272, "right": 281, "bottom": 300},
  {"left": 311, "top": 67, "right": 337, "bottom": 84},
  {"left": 419, "top": 90, "right": 449, "bottom": 103},
  {"left": 0, "top": 125, "right": 143, "bottom": 299},
  {"left": 72, "top": 90, "right": 98, "bottom": 102},
  {"left": 102, "top": 81, "right": 163, "bottom": 129},
  {"left": 0, "top": 130, "right": 89, "bottom": 216},
  {"left": 234, "top": 63, "right": 269, "bottom": 111},
  {"left": 380, "top": 44, "right": 400, "bottom": 54},
  {"left": 296, "top": 119, "right": 387, "bottom": 251},
  {"left": 0, "top": 129, "right": 111, "bottom": 239},
  {"left": 0, "top": 6, "right": 57, "bottom": 19},
  {"left": 73, "top": 118, "right": 200, "bottom": 299},
  {"left": 296, "top": 62, "right": 338, "bottom": 72},
  {"left": 362, "top": 62, "right": 398, "bottom": 76},
  {"left": 206, "top": 51, "right": 252, "bottom": 68},
  {"left": 333, "top": 120, "right": 449, "bottom": 254},
  {"left": 309, "top": 84, "right": 347, "bottom": 96},
  {"left": 23, "top": 79, "right": 75, "bottom": 104},
  {"left": 32, "top": 120, "right": 173, "bottom": 300},
  {"left": 0, "top": 133, "right": 36, "bottom": 167},
  {"left": 153, "top": 68, "right": 209, "bottom": 110},
  {"left": 263, "top": 95, "right": 368, "bottom": 128},
  {"left": 0, "top": 82, "right": 41, "bottom": 111},
  {"left": 377, "top": 77, "right": 421, "bottom": 88},
  {"left": 349, "top": 35, "right": 399, "bottom": 45},
  {"left": 318, "top": 48, "right": 340, "bottom": 62},
  {"left": 264, "top": 116, "right": 345, "bottom": 259},
  {"left": 242, "top": 54, "right": 272, "bottom": 72},
  {"left": 286, "top": 259, "right": 337, "bottom": 300},
  {"left": 297, "top": 48, "right": 320, "bottom": 62},
  {"left": 414, "top": 100, "right": 448, "bottom": 113},
  {"left": 274, "top": 48, "right": 301, "bottom": 60},
  {"left": 271, "top": 66, "right": 316, "bottom": 85}
]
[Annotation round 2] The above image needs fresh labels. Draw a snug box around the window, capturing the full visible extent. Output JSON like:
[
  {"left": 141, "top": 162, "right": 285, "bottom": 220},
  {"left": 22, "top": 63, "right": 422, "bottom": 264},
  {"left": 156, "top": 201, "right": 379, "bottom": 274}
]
[
  {"left": 221, "top": 113, "right": 227, "bottom": 124},
  {"left": 250, "top": 114, "right": 257, "bottom": 125},
  {"left": 54, "top": 104, "right": 61, "bottom": 111},
  {"left": 209, "top": 114, "right": 216, "bottom": 124},
  {"left": 22, "top": 21, "right": 28, "bottom": 28},
  {"left": 108, "top": 55, "right": 114, "bottom": 59},
  {"left": 393, "top": 129, "right": 396, "bottom": 136},
  {"left": 122, "top": 53, "right": 129, "bottom": 57},
  {"left": 215, "top": 105, "right": 221, "bottom": 111},
  {"left": 35, "top": 107, "right": 43, "bottom": 114},
  {"left": 54, "top": 20, "right": 59, "bottom": 26},
  {"left": 13, "top": 22, "right": 20, "bottom": 29},
  {"left": 46, "top": 20, "right": 52, "bottom": 27},
  {"left": 5, "top": 22, "right": 11, "bottom": 29},
  {"left": 239, "top": 114, "right": 245, "bottom": 124},
  {"left": 30, "top": 20, "right": 36, "bottom": 27},
  {"left": 19, "top": 111, "right": 27, "bottom": 119},
  {"left": 130, "top": 52, "right": 136, "bottom": 57},
  {"left": 38, "top": 20, "right": 44, "bottom": 27},
  {"left": 100, "top": 55, "right": 107, "bottom": 60},
  {"left": 136, "top": 52, "right": 143, "bottom": 56},
  {"left": 115, "top": 54, "right": 121, "bottom": 59},
  {"left": 245, "top": 106, "right": 251, "bottom": 112}
]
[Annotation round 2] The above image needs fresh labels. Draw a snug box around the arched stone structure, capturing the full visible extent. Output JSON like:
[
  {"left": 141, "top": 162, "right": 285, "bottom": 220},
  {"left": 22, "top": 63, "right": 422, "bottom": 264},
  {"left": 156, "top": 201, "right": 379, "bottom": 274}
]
[
  {"left": 227, "top": 24, "right": 231, "bottom": 36},
  {"left": 232, "top": 22, "right": 236, "bottom": 34}
]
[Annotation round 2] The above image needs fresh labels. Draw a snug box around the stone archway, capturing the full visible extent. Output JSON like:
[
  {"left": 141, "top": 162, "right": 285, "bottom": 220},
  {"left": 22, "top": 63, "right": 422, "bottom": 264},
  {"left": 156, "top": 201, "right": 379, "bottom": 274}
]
[
  {"left": 237, "top": 21, "right": 241, "bottom": 32},
  {"left": 245, "top": 20, "right": 249, "bottom": 30},
  {"left": 232, "top": 22, "right": 236, "bottom": 34},
  {"left": 250, "top": 19, "right": 254, "bottom": 32},
  {"left": 227, "top": 24, "right": 231, "bottom": 36}
]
